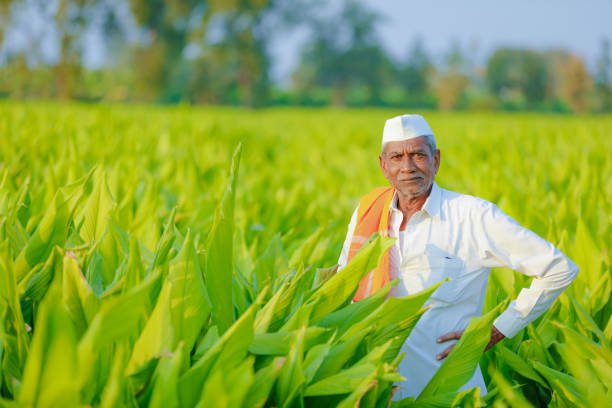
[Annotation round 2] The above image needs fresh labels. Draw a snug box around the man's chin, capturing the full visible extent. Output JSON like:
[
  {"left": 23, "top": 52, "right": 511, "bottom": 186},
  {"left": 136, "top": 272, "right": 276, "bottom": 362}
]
[{"left": 395, "top": 183, "right": 431, "bottom": 199}]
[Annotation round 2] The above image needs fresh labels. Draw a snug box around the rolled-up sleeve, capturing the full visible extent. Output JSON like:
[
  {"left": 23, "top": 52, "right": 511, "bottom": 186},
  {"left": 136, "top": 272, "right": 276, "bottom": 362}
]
[
  {"left": 337, "top": 205, "right": 359, "bottom": 271},
  {"left": 473, "top": 201, "right": 579, "bottom": 338}
]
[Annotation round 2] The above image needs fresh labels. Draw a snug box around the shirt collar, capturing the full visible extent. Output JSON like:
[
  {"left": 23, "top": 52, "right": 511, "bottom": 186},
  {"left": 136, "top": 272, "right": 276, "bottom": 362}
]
[{"left": 389, "top": 182, "right": 442, "bottom": 221}]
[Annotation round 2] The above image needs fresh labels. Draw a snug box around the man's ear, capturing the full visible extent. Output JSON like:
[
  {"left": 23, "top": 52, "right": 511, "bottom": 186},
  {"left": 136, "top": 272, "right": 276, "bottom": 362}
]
[
  {"left": 379, "top": 154, "right": 388, "bottom": 179},
  {"left": 433, "top": 149, "right": 441, "bottom": 175}
]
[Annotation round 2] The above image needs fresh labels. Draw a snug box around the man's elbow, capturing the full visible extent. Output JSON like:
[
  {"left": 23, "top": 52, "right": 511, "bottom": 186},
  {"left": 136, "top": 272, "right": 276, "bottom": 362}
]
[
  {"left": 567, "top": 258, "right": 579, "bottom": 284},
  {"left": 557, "top": 257, "right": 579, "bottom": 289},
  {"left": 539, "top": 256, "right": 579, "bottom": 290}
]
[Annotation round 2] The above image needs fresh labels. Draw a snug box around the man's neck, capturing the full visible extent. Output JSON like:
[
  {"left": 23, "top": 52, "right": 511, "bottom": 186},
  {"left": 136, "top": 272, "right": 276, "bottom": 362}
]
[{"left": 397, "top": 186, "right": 432, "bottom": 229}]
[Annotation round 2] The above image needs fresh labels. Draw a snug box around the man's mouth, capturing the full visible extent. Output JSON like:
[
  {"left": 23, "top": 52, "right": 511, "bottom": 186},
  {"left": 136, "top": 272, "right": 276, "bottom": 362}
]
[{"left": 399, "top": 176, "right": 423, "bottom": 182}]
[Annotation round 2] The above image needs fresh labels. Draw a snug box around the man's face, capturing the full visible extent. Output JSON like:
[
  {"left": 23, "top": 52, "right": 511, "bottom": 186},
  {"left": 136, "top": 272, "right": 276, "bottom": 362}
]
[{"left": 379, "top": 137, "right": 440, "bottom": 198}]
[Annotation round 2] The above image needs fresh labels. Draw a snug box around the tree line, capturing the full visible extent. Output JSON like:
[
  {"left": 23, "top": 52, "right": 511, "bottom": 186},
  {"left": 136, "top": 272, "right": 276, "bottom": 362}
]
[{"left": 1, "top": 0, "right": 611, "bottom": 113}]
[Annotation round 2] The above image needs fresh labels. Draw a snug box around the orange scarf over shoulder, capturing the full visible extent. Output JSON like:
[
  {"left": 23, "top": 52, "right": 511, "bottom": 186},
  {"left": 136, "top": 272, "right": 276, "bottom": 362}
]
[{"left": 349, "top": 186, "right": 395, "bottom": 302}]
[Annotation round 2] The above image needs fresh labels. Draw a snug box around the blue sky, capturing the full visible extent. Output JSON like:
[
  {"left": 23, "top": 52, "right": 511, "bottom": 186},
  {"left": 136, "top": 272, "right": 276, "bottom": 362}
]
[{"left": 270, "top": 0, "right": 612, "bottom": 83}]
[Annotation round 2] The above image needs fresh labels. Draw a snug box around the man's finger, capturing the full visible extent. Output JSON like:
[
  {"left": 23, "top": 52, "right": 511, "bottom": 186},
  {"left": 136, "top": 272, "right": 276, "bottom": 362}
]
[
  {"left": 437, "top": 331, "right": 463, "bottom": 343},
  {"left": 436, "top": 344, "right": 455, "bottom": 360}
]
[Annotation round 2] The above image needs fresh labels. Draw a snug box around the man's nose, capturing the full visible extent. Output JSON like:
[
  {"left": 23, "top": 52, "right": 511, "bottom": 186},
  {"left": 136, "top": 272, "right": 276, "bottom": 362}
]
[{"left": 400, "top": 155, "right": 416, "bottom": 171}]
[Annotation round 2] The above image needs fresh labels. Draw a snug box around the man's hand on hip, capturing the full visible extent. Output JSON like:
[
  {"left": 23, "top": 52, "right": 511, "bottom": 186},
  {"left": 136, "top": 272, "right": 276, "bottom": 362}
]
[{"left": 436, "top": 325, "right": 505, "bottom": 361}]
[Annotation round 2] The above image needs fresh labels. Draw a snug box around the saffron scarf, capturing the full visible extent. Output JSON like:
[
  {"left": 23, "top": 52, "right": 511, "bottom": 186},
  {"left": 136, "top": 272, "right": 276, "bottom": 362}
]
[{"left": 348, "top": 186, "right": 395, "bottom": 302}]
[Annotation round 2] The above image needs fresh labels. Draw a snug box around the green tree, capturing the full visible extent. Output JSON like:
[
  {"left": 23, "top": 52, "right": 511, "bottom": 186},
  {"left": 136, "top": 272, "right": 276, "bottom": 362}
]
[
  {"left": 487, "top": 48, "right": 550, "bottom": 108},
  {"left": 292, "top": 0, "right": 393, "bottom": 106},
  {"left": 398, "top": 38, "right": 432, "bottom": 97},
  {"left": 126, "top": 0, "right": 212, "bottom": 101},
  {"left": 128, "top": 0, "right": 307, "bottom": 106}
]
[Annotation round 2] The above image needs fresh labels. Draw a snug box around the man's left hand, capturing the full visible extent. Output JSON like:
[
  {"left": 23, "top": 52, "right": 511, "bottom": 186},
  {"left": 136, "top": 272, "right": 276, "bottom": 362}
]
[{"left": 436, "top": 325, "right": 505, "bottom": 361}]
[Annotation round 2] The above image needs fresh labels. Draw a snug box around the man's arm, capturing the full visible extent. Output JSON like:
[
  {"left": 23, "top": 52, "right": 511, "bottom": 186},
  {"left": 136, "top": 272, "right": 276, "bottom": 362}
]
[
  {"left": 436, "top": 325, "right": 505, "bottom": 360},
  {"left": 337, "top": 205, "right": 359, "bottom": 271},
  {"left": 437, "top": 200, "right": 578, "bottom": 359},
  {"left": 475, "top": 201, "right": 579, "bottom": 338}
]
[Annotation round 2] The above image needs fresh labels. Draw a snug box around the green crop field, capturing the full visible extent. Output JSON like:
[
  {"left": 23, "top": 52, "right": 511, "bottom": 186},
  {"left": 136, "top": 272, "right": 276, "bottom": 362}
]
[{"left": 0, "top": 102, "right": 611, "bottom": 407}]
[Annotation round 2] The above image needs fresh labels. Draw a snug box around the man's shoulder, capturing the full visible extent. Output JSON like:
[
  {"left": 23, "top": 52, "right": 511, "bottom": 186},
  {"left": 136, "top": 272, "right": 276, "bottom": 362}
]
[
  {"left": 357, "top": 186, "right": 394, "bottom": 206},
  {"left": 362, "top": 186, "right": 394, "bottom": 197},
  {"left": 438, "top": 186, "right": 498, "bottom": 215}
]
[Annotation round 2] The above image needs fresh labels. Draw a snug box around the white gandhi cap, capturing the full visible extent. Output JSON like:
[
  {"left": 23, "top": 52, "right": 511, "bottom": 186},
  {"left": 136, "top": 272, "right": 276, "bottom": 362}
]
[{"left": 381, "top": 114, "right": 435, "bottom": 152}]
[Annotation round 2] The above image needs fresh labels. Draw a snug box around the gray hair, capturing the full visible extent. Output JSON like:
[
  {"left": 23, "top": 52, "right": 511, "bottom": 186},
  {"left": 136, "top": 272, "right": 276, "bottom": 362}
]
[{"left": 423, "top": 134, "right": 437, "bottom": 155}]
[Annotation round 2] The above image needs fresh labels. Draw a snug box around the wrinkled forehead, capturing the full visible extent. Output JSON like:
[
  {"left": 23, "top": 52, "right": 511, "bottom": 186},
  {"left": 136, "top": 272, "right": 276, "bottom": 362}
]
[{"left": 382, "top": 137, "right": 430, "bottom": 155}]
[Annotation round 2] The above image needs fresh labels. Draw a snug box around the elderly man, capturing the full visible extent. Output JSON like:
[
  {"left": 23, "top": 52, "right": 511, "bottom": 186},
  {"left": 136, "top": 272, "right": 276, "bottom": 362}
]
[{"left": 337, "top": 114, "right": 578, "bottom": 399}]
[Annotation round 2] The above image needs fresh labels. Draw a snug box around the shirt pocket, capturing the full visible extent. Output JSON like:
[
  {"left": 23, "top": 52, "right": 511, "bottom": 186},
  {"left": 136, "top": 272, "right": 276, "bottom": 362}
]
[
  {"left": 399, "top": 249, "right": 465, "bottom": 304},
  {"left": 426, "top": 254, "right": 465, "bottom": 304}
]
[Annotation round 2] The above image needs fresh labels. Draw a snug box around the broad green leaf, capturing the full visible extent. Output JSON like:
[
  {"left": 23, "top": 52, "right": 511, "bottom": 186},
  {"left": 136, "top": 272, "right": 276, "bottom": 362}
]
[
  {"left": 494, "top": 346, "right": 546, "bottom": 386},
  {"left": 305, "top": 363, "right": 377, "bottom": 396},
  {"left": 589, "top": 270, "right": 611, "bottom": 318},
  {"left": 14, "top": 190, "right": 70, "bottom": 281},
  {"left": 149, "top": 342, "right": 186, "bottom": 408},
  {"left": 0, "top": 243, "right": 29, "bottom": 394},
  {"left": 605, "top": 314, "right": 612, "bottom": 343},
  {"left": 532, "top": 360, "right": 582, "bottom": 406},
  {"left": 553, "top": 322, "right": 612, "bottom": 386},
  {"left": 312, "top": 264, "right": 338, "bottom": 289},
  {"left": 490, "top": 371, "right": 535, "bottom": 408},
  {"left": 196, "top": 356, "right": 254, "bottom": 408},
  {"left": 568, "top": 293, "right": 610, "bottom": 347},
  {"left": 62, "top": 252, "right": 101, "bottom": 337},
  {"left": 18, "top": 284, "right": 79, "bottom": 407},
  {"left": 232, "top": 266, "right": 253, "bottom": 317},
  {"left": 97, "top": 220, "right": 129, "bottom": 287},
  {"left": 75, "top": 168, "right": 116, "bottom": 245},
  {"left": 5, "top": 219, "right": 28, "bottom": 258},
  {"left": 178, "top": 295, "right": 258, "bottom": 408},
  {"left": 418, "top": 301, "right": 506, "bottom": 399},
  {"left": 204, "top": 143, "right": 242, "bottom": 334},
  {"left": 303, "top": 342, "right": 332, "bottom": 384},
  {"left": 313, "top": 327, "right": 371, "bottom": 383},
  {"left": 122, "top": 236, "right": 145, "bottom": 293},
  {"left": 99, "top": 344, "right": 129, "bottom": 408},
  {"left": 59, "top": 166, "right": 96, "bottom": 219},
  {"left": 265, "top": 267, "right": 311, "bottom": 332},
  {"left": 278, "top": 294, "right": 317, "bottom": 331},
  {"left": 340, "top": 279, "right": 445, "bottom": 342},
  {"left": 316, "top": 278, "right": 397, "bottom": 337},
  {"left": 367, "top": 306, "right": 429, "bottom": 363},
  {"left": 77, "top": 270, "right": 160, "bottom": 382},
  {"left": 409, "top": 388, "right": 484, "bottom": 408},
  {"left": 0, "top": 319, "right": 5, "bottom": 396},
  {"left": 590, "top": 358, "right": 612, "bottom": 390},
  {"left": 570, "top": 218, "right": 603, "bottom": 289},
  {"left": 305, "top": 342, "right": 390, "bottom": 397},
  {"left": 276, "top": 325, "right": 306, "bottom": 407},
  {"left": 254, "top": 285, "right": 281, "bottom": 334},
  {"left": 192, "top": 326, "right": 219, "bottom": 362},
  {"left": 127, "top": 231, "right": 210, "bottom": 373},
  {"left": 149, "top": 207, "right": 177, "bottom": 271},
  {"left": 554, "top": 341, "right": 606, "bottom": 397},
  {"left": 289, "top": 225, "right": 325, "bottom": 268},
  {"left": 130, "top": 179, "right": 162, "bottom": 251},
  {"left": 19, "top": 247, "right": 63, "bottom": 322},
  {"left": 252, "top": 234, "right": 288, "bottom": 293},
  {"left": 243, "top": 357, "right": 285, "bottom": 408},
  {"left": 309, "top": 235, "right": 395, "bottom": 323},
  {"left": 248, "top": 326, "right": 330, "bottom": 355}
]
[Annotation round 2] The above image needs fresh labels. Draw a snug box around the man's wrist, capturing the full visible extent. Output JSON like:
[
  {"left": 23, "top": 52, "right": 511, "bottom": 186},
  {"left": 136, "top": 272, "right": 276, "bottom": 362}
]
[{"left": 486, "top": 325, "right": 505, "bottom": 351}]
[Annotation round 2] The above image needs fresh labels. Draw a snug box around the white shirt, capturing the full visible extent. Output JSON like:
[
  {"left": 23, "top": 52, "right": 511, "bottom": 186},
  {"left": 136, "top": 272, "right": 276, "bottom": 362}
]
[{"left": 338, "top": 182, "right": 578, "bottom": 399}]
